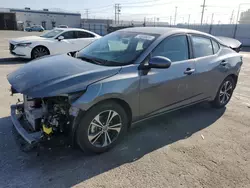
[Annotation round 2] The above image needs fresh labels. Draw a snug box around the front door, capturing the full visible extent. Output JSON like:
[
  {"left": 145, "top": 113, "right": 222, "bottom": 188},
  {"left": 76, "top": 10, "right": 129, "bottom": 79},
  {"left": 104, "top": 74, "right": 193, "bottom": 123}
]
[
  {"left": 139, "top": 35, "right": 200, "bottom": 117},
  {"left": 54, "top": 31, "right": 77, "bottom": 54}
]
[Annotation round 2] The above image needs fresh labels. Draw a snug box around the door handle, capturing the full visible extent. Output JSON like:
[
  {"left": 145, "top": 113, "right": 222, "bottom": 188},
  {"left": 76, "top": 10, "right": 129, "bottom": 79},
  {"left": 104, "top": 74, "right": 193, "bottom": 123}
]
[
  {"left": 220, "top": 60, "right": 228, "bottom": 66},
  {"left": 184, "top": 68, "right": 195, "bottom": 75}
]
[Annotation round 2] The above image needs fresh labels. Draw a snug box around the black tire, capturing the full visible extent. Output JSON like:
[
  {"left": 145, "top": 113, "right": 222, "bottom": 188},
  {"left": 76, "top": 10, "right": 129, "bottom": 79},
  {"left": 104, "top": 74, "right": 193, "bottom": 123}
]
[
  {"left": 31, "top": 46, "right": 49, "bottom": 59},
  {"left": 211, "top": 76, "right": 235, "bottom": 108},
  {"left": 76, "top": 101, "right": 128, "bottom": 154}
]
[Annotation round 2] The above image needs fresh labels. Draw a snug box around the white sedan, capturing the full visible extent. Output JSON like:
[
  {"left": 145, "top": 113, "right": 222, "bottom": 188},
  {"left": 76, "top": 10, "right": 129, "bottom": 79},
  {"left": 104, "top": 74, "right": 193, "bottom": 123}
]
[{"left": 9, "top": 28, "right": 101, "bottom": 59}]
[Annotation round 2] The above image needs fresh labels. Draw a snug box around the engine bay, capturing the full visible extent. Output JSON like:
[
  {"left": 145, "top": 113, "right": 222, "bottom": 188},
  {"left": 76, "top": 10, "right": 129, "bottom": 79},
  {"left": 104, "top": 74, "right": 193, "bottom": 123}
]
[{"left": 20, "top": 95, "right": 72, "bottom": 141}]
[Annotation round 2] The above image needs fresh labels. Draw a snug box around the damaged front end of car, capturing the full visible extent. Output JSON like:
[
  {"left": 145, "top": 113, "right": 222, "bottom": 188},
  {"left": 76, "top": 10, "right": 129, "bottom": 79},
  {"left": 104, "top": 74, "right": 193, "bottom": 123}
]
[
  {"left": 7, "top": 54, "right": 121, "bottom": 151},
  {"left": 10, "top": 92, "right": 82, "bottom": 150}
]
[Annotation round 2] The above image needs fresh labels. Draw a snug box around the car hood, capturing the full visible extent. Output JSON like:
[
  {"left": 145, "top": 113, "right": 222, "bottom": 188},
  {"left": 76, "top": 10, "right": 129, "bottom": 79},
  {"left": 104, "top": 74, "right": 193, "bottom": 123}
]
[
  {"left": 9, "top": 36, "right": 47, "bottom": 44},
  {"left": 7, "top": 54, "right": 121, "bottom": 98}
]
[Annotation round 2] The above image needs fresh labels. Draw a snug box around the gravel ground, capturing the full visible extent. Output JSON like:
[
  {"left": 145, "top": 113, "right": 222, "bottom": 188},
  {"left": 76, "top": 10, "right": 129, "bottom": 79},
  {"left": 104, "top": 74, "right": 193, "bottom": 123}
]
[{"left": 0, "top": 31, "right": 249, "bottom": 188}]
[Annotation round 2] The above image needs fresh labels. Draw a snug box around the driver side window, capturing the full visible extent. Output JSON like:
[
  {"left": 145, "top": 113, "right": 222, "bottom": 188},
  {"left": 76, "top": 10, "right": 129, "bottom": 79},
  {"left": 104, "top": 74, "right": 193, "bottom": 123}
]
[{"left": 152, "top": 35, "right": 189, "bottom": 62}]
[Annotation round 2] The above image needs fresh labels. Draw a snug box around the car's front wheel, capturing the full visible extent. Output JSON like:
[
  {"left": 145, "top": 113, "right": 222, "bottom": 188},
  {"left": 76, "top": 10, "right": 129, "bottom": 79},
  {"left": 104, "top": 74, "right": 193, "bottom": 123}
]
[
  {"left": 211, "top": 76, "right": 235, "bottom": 108},
  {"left": 31, "top": 46, "right": 49, "bottom": 59},
  {"left": 76, "top": 101, "right": 128, "bottom": 154}
]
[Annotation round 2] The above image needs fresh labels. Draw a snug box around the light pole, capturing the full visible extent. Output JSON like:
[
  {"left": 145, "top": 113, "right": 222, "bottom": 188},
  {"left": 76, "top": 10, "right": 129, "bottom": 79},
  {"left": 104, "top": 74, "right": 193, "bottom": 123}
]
[{"left": 174, "top": 6, "right": 178, "bottom": 25}]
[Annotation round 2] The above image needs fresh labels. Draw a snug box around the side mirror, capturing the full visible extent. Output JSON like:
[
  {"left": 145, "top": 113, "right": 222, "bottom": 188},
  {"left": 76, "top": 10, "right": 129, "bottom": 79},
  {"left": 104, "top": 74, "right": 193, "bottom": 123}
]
[
  {"left": 148, "top": 56, "right": 171, "bottom": 69},
  {"left": 58, "top": 36, "right": 64, "bottom": 41}
]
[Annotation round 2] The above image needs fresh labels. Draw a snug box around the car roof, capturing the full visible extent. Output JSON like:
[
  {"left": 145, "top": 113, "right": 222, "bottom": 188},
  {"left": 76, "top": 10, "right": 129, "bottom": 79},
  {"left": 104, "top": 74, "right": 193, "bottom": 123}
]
[
  {"left": 121, "top": 27, "right": 216, "bottom": 39},
  {"left": 55, "top": 28, "right": 100, "bottom": 36}
]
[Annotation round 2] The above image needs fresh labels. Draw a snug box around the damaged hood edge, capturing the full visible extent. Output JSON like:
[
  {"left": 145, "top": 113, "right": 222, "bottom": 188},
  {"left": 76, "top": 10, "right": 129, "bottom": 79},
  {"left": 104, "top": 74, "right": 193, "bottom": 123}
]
[{"left": 7, "top": 54, "right": 122, "bottom": 98}]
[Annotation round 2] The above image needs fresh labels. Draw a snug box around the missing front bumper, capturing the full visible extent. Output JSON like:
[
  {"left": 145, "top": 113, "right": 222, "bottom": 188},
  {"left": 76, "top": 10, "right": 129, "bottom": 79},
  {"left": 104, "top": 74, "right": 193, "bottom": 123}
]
[{"left": 10, "top": 104, "right": 42, "bottom": 144}]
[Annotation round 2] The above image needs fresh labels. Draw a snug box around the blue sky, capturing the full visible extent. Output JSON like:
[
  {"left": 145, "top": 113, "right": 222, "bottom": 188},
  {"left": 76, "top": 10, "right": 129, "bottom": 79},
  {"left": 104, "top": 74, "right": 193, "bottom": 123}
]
[{"left": 1, "top": 0, "right": 250, "bottom": 24}]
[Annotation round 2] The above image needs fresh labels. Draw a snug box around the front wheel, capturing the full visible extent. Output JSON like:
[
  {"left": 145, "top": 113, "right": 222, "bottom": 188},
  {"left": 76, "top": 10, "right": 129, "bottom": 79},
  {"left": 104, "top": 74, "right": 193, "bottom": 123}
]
[
  {"left": 76, "top": 101, "right": 128, "bottom": 154},
  {"left": 31, "top": 46, "right": 49, "bottom": 59},
  {"left": 211, "top": 77, "right": 235, "bottom": 108}
]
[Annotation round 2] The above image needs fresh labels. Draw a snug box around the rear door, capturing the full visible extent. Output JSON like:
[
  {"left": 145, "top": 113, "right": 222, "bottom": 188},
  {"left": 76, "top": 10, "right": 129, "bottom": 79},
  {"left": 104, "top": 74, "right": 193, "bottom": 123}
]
[
  {"left": 190, "top": 35, "right": 225, "bottom": 99},
  {"left": 75, "top": 31, "right": 98, "bottom": 50},
  {"left": 139, "top": 34, "right": 200, "bottom": 117}
]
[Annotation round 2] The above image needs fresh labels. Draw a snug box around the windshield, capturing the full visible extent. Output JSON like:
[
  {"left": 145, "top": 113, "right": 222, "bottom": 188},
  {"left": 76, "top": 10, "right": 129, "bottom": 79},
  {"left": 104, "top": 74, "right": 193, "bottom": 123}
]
[
  {"left": 77, "top": 31, "right": 159, "bottom": 66},
  {"left": 40, "top": 29, "right": 63, "bottom": 38}
]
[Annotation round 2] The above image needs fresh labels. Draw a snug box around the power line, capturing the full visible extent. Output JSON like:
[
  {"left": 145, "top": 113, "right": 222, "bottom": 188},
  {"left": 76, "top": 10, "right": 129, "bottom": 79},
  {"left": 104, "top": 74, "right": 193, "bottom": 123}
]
[
  {"left": 122, "top": 1, "right": 175, "bottom": 8},
  {"left": 120, "top": 0, "right": 162, "bottom": 5}
]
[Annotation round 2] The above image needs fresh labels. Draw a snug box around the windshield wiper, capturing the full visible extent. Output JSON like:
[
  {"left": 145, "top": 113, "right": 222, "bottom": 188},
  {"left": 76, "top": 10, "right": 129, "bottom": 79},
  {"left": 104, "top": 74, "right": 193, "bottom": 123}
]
[
  {"left": 78, "top": 56, "right": 103, "bottom": 65},
  {"left": 78, "top": 55, "right": 122, "bottom": 66}
]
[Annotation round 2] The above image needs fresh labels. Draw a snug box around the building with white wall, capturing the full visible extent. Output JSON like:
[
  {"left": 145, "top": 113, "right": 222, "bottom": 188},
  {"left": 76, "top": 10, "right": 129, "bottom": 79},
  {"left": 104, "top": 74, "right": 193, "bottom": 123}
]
[{"left": 9, "top": 8, "right": 81, "bottom": 30}]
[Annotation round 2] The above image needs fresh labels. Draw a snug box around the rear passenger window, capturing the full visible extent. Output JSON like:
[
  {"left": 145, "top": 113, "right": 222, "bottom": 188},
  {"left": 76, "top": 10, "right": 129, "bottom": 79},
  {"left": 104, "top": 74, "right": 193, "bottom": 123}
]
[
  {"left": 60, "top": 31, "right": 75, "bottom": 39},
  {"left": 77, "top": 31, "right": 95, "bottom": 38},
  {"left": 212, "top": 40, "right": 220, "bottom": 53},
  {"left": 152, "top": 35, "right": 189, "bottom": 62},
  {"left": 192, "top": 36, "right": 213, "bottom": 58}
]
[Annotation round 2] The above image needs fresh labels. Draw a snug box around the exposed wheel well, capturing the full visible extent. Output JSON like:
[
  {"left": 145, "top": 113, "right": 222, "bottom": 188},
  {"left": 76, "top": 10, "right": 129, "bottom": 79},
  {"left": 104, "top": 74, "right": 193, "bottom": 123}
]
[{"left": 31, "top": 45, "right": 50, "bottom": 58}]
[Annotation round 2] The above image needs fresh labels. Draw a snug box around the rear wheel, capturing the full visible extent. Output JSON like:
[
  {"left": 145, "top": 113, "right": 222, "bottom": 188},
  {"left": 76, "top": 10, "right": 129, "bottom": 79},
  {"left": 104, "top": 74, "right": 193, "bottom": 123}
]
[
  {"left": 211, "top": 77, "right": 235, "bottom": 108},
  {"left": 76, "top": 101, "right": 128, "bottom": 154},
  {"left": 31, "top": 46, "right": 49, "bottom": 59}
]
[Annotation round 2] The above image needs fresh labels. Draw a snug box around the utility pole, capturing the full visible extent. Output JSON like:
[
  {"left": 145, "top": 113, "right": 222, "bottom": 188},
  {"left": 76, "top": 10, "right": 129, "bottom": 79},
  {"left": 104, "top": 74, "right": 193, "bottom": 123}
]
[
  {"left": 85, "top": 9, "right": 89, "bottom": 20},
  {"left": 210, "top": 13, "right": 214, "bottom": 24},
  {"left": 114, "top": 4, "right": 117, "bottom": 24},
  {"left": 206, "top": 15, "right": 209, "bottom": 24},
  {"left": 154, "top": 17, "right": 156, "bottom": 27},
  {"left": 230, "top": 10, "right": 234, "bottom": 24},
  {"left": 143, "top": 17, "right": 146, "bottom": 27},
  {"left": 174, "top": 6, "right": 178, "bottom": 25},
  {"left": 200, "top": 0, "right": 206, "bottom": 25},
  {"left": 188, "top": 14, "right": 190, "bottom": 27},
  {"left": 170, "top": 16, "right": 172, "bottom": 26},
  {"left": 116, "top": 4, "right": 121, "bottom": 25},
  {"left": 209, "top": 13, "right": 214, "bottom": 34}
]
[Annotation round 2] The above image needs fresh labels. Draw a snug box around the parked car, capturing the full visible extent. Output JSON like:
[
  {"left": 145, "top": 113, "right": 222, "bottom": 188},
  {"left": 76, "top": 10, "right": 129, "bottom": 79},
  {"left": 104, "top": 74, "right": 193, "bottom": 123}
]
[
  {"left": 9, "top": 28, "right": 101, "bottom": 59},
  {"left": 8, "top": 27, "right": 242, "bottom": 154},
  {"left": 25, "top": 25, "right": 44, "bottom": 32},
  {"left": 58, "top": 25, "right": 68, "bottom": 28}
]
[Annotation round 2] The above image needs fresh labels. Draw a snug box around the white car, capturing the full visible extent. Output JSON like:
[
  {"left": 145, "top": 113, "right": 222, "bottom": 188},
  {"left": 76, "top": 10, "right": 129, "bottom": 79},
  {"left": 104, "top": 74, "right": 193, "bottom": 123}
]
[{"left": 9, "top": 28, "right": 101, "bottom": 59}]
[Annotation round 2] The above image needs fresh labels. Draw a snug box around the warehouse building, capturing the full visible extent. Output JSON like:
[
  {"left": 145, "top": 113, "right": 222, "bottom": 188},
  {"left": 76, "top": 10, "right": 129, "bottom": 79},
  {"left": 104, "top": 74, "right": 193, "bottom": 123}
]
[{"left": 0, "top": 7, "right": 81, "bottom": 30}]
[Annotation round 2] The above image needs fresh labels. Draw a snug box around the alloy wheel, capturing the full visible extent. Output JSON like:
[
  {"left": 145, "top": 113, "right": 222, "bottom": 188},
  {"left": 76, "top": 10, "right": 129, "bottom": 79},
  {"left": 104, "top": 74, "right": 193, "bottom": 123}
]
[
  {"left": 33, "top": 47, "right": 48, "bottom": 58},
  {"left": 219, "top": 80, "right": 233, "bottom": 104},
  {"left": 87, "top": 110, "right": 122, "bottom": 148}
]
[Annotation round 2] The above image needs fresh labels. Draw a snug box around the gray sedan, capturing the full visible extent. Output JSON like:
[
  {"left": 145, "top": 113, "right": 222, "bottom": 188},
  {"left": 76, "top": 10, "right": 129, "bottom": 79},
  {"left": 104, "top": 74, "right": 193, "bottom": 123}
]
[{"left": 8, "top": 27, "right": 243, "bottom": 154}]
